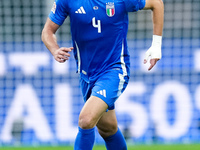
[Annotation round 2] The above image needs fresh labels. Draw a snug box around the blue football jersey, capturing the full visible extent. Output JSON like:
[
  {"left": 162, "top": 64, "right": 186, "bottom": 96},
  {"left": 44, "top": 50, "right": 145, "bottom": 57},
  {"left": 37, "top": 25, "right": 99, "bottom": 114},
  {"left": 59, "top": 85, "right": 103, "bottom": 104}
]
[{"left": 49, "top": 0, "right": 146, "bottom": 82}]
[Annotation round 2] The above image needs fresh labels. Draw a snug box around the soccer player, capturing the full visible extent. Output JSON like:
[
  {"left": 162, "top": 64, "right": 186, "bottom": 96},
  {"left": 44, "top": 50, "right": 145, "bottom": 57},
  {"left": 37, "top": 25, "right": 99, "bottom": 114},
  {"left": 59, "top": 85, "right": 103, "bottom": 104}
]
[{"left": 41, "top": 0, "right": 164, "bottom": 149}]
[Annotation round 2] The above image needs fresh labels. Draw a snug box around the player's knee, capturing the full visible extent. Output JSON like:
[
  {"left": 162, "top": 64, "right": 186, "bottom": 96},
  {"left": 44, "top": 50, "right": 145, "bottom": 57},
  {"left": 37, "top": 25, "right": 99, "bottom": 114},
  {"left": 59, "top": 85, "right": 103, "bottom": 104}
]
[
  {"left": 98, "top": 123, "right": 118, "bottom": 138},
  {"left": 78, "top": 115, "right": 95, "bottom": 129}
]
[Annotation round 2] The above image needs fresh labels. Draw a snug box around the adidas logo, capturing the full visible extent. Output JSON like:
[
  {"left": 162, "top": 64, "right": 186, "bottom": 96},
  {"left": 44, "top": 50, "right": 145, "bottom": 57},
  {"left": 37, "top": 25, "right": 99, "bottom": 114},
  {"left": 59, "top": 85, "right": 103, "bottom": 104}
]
[
  {"left": 97, "top": 90, "right": 106, "bottom": 98},
  {"left": 75, "top": 6, "right": 86, "bottom": 14}
]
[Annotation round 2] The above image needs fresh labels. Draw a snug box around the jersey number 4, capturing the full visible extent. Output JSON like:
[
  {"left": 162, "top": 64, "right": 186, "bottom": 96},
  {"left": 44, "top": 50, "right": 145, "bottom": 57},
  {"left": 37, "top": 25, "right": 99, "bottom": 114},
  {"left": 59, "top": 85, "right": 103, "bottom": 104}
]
[{"left": 92, "top": 17, "right": 101, "bottom": 33}]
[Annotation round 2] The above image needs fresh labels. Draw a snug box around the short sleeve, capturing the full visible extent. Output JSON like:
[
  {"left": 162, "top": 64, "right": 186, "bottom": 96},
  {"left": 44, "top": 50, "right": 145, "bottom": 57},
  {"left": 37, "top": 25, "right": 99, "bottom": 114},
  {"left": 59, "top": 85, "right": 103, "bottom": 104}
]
[
  {"left": 124, "top": 0, "right": 146, "bottom": 12},
  {"left": 49, "top": 0, "right": 68, "bottom": 26}
]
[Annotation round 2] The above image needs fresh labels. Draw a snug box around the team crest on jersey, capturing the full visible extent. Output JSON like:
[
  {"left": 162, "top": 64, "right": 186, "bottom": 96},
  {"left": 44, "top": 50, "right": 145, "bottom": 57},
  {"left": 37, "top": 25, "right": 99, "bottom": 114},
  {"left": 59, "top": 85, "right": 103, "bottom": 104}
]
[
  {"left": 93, "top": 6, "right": 99, "bottom": 10},
  {"left": 51, "top": 2, "right": 56, "bottom": 14},
  {"left": 106, "top": 2, "right": 115, "bottom": 17}
]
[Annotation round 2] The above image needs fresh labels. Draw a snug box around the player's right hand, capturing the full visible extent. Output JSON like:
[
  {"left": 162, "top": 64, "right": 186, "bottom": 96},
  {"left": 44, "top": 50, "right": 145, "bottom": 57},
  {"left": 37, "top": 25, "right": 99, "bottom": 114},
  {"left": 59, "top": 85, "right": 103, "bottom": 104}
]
[
  {"left": 144, "top": 35, "right": 162, "bottom": 71},
  {"left": 53, "top": 47, "right": 73, "bottom": 63},
  {"left": 144, "top": 45, "right": 162, "bottom": 71}
]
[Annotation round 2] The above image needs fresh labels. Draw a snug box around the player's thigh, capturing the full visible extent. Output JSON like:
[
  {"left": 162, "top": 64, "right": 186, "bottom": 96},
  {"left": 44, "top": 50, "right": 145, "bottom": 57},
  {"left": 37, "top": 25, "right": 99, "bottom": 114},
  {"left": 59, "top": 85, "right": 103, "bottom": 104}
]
[
  {"left": 79, "top": 95, "right": 108, "bottom": 129},
  {"left": 96, "top": 109, "right": 118, "bottom": 138}
]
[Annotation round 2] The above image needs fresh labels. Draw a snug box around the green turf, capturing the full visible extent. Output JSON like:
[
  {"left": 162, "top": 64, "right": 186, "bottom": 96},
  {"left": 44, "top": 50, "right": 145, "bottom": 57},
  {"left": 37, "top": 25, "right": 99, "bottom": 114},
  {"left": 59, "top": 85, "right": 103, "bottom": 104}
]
[{"left": 1, "top": 144, "right": 200, "bottom": 150}]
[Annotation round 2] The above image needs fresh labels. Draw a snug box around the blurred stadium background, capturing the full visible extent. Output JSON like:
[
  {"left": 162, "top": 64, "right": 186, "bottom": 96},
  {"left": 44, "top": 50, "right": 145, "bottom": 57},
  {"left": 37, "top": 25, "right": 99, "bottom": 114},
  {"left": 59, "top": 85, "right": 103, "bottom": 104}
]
[{"left": 0, "top": 0, "right": 200, "bottom": 149}]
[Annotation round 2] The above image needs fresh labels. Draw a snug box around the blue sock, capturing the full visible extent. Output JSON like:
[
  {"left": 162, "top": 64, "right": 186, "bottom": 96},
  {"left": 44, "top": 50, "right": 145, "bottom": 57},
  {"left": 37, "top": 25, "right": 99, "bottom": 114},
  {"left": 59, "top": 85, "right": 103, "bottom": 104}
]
[
  {"left": 74, "top": 127, "right": 95, "bottom": 150},
  {"left": 103, "top": 128, "right": 127, "bottom": 150}
]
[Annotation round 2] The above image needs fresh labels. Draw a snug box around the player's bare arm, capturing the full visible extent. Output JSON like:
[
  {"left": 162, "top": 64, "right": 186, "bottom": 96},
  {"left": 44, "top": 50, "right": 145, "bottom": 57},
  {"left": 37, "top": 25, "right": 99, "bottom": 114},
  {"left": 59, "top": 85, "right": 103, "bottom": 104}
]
[
  {"left": 143, "top": 0, "right": 164, "bottom": 70},
  {"left": 41, "top": 18, "right": 73, "bottom": 63}
]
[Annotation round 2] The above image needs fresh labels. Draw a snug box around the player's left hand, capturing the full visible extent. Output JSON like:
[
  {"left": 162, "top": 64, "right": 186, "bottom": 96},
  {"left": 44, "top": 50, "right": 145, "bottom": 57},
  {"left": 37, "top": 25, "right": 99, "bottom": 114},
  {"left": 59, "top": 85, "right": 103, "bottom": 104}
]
[{"left": 143, "top": 45, "right": 162, "bottom": 71}]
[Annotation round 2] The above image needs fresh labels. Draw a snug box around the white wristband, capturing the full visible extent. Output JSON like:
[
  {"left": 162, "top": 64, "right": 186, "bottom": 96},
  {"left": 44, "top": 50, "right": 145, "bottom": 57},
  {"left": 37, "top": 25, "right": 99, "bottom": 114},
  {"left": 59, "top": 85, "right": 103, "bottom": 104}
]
[
  {"left": 144, "top": 35, "right": 162, "bottom": 61},
  {"left": 152, "top": 35, "right": 162, "bottom": 47}
]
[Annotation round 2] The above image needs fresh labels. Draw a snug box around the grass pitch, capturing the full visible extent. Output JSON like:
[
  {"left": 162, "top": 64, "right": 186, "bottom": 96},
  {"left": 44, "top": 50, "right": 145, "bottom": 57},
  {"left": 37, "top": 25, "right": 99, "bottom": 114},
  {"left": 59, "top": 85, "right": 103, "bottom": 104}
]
[{"left": 1, "top": 144, "right": 200, "bottom": 150}]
